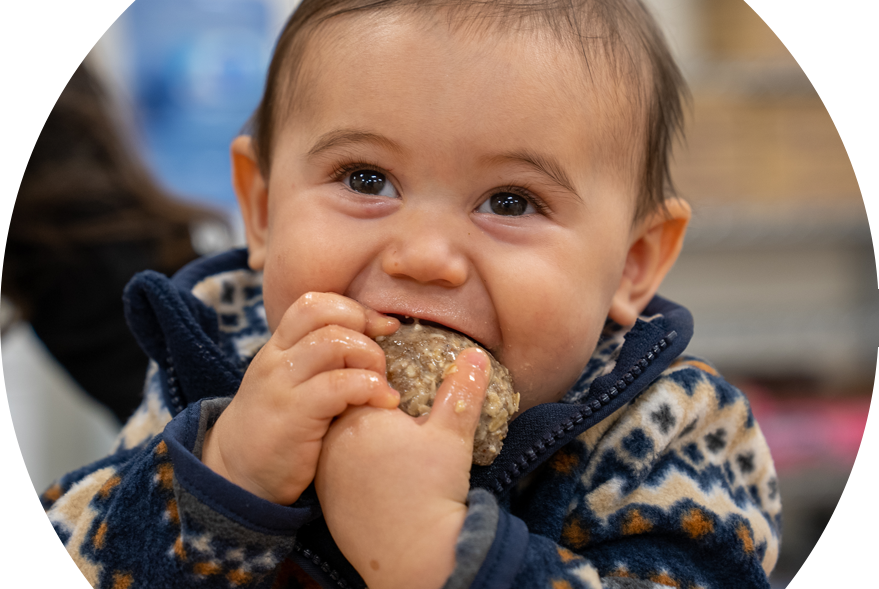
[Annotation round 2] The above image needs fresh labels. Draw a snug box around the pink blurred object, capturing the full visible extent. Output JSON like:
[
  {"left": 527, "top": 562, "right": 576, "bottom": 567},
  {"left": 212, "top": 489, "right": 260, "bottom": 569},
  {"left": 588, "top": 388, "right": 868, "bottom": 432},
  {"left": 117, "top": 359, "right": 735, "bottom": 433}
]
[{"left": 742, "top": 383, "right": 871, "bottom": 473}]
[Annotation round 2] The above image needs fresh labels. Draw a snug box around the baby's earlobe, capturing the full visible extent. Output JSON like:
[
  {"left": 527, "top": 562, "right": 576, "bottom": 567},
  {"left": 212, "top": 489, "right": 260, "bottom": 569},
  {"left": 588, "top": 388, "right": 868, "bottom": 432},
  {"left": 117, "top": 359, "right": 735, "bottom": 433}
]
[{"left": 610, "top": 199, "right": 691, "bottom": 325}]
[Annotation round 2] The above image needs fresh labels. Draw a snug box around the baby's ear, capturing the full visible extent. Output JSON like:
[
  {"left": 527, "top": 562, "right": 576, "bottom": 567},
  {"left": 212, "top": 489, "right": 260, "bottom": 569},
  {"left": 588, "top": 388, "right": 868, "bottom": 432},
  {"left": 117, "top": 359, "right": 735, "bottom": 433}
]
[
  {"left": 608, "top": 198, "right": 691, "bottom": 326},
  {"left": 231, "top": 136, "right": 269, "bottom": 271}
]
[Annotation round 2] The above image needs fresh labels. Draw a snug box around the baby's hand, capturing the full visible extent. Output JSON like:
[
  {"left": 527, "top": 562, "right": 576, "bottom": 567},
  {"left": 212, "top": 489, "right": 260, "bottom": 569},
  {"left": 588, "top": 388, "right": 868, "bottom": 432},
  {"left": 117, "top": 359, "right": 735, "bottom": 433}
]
[
  {"left": 201, "top": 292, "right": 400, "bottom": 505},
  {"left": 315, "top": 348, "right": 490, "bottom": 589}
]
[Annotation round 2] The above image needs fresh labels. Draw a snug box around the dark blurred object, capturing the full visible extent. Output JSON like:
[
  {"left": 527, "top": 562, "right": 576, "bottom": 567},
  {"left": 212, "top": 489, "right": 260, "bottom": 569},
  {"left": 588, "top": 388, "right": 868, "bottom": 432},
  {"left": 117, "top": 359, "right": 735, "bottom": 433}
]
[{"left": 3, "top": 63, "right": 227, "bottom": 423}]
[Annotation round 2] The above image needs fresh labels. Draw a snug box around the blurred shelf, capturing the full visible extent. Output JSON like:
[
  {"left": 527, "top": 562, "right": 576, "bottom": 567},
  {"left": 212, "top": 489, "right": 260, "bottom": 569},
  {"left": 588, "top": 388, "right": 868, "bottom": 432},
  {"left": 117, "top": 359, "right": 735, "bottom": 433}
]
[
  {"left": 683, "top": 203, "right": 871, "bottom": 250},
  {"left": 662, "top": 203, "right": 878, "bottom": 384},
  {"left": 687, "top": 60, "right": 879, "bottom": 99}
]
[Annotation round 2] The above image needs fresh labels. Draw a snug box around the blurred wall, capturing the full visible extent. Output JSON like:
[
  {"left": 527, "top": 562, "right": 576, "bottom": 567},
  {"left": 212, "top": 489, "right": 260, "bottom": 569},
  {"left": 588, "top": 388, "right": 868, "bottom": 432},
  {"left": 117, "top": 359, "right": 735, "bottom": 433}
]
[
  {"left": 643, "top": 2, "right": 873, "bottom": 586},
  {"left": 645, "top": 0, "right": 874, "bottom": 387}
]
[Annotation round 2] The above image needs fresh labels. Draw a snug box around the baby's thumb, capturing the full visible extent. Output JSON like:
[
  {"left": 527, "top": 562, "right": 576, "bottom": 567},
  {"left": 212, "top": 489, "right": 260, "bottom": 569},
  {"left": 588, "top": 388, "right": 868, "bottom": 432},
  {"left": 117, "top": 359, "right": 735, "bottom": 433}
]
[{"left": 430, "top": 348, "right": 490, "bottom": 439}]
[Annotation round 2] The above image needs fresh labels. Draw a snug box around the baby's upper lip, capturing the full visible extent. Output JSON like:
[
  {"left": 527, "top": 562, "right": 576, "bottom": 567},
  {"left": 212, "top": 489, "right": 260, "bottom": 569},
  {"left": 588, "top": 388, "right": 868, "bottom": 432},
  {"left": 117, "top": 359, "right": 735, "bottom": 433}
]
[
  {"left": 387, "top": 312, "right": 485, "bottom": 347},
  {"left": 345, "top": 269, "right": 501, "bottom": 352},
  {"left": 364, "top": 302, "right": 500, "bottom": 352}
]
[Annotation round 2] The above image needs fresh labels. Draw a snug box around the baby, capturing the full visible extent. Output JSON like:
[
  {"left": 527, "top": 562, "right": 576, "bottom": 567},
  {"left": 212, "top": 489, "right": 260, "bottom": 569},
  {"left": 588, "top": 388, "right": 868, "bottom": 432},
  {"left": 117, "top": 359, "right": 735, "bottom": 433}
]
[{"left": 41, "top": 1, "right": 782, "bottom": 588}]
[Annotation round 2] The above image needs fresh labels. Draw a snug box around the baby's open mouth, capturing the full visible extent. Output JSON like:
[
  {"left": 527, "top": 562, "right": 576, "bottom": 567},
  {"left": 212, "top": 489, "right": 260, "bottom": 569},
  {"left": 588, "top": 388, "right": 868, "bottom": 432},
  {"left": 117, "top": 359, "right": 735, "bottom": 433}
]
[
  {"left": 377, "top": 316, "right": 519, "bottom": 466},
  {"left": 387, "top": 314, "right": 490, "bottom": 351}
]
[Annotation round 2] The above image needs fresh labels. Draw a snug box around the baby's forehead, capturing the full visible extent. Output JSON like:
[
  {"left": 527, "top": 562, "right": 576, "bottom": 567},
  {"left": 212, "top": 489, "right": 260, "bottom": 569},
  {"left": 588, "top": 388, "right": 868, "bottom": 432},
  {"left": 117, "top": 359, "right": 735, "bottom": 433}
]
[
  {"left": 252, "top": 1, "right": 681, "bottom": 219},
  {"left": 288, "top": 3, "right": 649, "bottom": 116},
  {"left": 291, "top": 11, "right": 648, "bottom": 155}
]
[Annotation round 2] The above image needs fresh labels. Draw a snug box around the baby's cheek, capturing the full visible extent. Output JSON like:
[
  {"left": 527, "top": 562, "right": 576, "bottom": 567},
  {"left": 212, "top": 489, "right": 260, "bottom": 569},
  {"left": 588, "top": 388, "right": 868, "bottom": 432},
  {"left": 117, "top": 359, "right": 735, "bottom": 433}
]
[{"left": 505, "top": 320, "right": 602, "bottom": 410}]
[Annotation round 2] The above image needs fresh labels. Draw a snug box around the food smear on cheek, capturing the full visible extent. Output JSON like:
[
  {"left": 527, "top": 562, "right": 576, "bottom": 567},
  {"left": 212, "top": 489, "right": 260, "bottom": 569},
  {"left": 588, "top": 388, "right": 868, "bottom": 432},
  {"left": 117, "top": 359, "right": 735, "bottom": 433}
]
[{"left": 375, "top": 321, "right": 520, "bottom": 465}]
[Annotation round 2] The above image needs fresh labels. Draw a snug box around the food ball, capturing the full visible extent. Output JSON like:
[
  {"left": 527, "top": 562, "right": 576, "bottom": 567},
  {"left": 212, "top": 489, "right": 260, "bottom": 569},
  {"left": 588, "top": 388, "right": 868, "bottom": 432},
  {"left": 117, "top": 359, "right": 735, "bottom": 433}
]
[{"left": 376, "top": 321, "right": 520, "bottom": 466}]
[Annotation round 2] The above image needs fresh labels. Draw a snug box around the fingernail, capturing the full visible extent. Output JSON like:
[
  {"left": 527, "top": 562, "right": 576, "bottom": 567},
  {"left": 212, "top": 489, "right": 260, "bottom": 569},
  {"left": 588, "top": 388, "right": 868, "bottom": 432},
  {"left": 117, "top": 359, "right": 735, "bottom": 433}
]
[
  {"left": 460, "top": 348, "right": 489, "bottom": 373},
  {"left": 366, "top": 310, "right": 400, "bottom": 336},
  {"left": 378, "top": 317, "right": 399, "bottom": 330}
]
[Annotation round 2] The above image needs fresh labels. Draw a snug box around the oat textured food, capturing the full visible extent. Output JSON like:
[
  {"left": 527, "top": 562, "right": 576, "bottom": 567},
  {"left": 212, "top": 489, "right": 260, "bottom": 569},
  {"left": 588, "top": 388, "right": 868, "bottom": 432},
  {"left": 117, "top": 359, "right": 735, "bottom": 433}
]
[{"left": 376, "top": 321, "right": 520, "bottom": 466}]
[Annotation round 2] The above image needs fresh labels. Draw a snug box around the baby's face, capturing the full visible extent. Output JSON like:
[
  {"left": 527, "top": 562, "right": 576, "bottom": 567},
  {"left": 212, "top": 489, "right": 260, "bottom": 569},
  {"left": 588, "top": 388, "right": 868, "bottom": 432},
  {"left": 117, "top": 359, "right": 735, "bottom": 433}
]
[{"left": 245, "top": 13, "right": 644, "bottom": 412}]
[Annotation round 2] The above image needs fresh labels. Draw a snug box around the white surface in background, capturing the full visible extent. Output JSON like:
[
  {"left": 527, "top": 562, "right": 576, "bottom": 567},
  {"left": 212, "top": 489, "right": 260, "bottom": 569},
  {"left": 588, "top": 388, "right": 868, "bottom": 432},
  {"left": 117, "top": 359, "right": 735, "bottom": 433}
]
[{"left": 2, "top": 323, "right": 120, "bottom": 494}]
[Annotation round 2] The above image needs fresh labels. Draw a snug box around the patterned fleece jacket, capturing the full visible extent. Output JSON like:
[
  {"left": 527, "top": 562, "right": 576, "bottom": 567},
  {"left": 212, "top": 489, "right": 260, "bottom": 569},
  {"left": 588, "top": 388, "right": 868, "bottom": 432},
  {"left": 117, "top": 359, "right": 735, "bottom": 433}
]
[{"left": 41, "top": 249, "right": 782, "bottom": 589}]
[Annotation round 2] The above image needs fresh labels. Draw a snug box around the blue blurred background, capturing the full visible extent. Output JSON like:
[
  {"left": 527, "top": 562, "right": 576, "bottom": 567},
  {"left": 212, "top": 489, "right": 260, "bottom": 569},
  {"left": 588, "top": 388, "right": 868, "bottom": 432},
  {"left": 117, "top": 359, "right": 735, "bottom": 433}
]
[{"left": 119, "top": 0, "right": 278, "bottom": 208}]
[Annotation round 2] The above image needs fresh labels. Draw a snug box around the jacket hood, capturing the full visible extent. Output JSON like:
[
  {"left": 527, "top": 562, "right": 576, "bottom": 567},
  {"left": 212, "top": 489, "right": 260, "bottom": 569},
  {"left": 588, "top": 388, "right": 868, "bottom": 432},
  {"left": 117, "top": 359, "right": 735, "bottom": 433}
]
[{"left": 124, "top": 248, "right": 693, "bottom": 496}]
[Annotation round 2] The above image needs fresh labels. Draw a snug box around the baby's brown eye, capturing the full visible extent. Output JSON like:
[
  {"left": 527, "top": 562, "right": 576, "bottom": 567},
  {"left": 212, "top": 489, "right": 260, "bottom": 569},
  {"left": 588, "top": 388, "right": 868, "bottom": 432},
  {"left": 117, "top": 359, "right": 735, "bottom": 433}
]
[
  {"left": 346, "top": 169, "right": 397, "bottom": 197},
  {"left": 479, "top": 192, "right": 534, "bottom": 216}
]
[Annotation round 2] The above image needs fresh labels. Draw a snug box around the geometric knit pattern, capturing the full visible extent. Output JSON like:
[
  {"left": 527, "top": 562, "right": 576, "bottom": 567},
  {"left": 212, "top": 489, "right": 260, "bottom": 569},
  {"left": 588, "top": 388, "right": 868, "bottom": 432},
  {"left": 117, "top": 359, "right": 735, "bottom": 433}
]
[
  {"left": 502, "top": 357, "right": 780, "bottom": 589},
  {"left": 40, "top": 256, "right": 780, "bottom": 589}
]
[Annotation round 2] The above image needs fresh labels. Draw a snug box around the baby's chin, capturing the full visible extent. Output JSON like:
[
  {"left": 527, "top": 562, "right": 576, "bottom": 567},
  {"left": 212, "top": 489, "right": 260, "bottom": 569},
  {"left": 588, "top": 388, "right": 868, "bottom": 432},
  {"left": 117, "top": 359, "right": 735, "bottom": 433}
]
[{"left": 503, "top": 359, "right": 583, "bottom": 415}]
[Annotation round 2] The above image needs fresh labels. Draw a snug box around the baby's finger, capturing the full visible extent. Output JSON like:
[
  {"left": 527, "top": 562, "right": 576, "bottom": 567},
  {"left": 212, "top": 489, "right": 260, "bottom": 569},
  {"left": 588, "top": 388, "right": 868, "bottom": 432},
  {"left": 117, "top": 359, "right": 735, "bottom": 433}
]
[
  {"left": 283, "top": 325, "right": 388, "bottom": 387},
  {"left": 298, "top": 369, "right": 400, "bottom": 422},
  {"left": 272, "top": 292, "right": 398, "bottom": 350},
  {"left": 428, "top": 348, "right": 490, "bottom": 440}
]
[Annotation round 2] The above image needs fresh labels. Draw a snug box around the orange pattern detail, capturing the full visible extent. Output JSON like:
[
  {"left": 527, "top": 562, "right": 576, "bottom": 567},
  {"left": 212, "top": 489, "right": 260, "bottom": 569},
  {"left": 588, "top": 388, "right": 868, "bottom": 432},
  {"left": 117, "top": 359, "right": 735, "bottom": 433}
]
[
  {"left": 94, "top": 521, "right": 108, "bottom": 550},
  {"left": 737, "top": 523, "right": 755, "bottom": 553},
  {"left": 112, "top": 572, "right": 133, "bottom": 589},
  {"left": 561, "top": 518, "right": 590, "bottom": 549},
  {"left": 681, "top": 508, "right": 714, "bottom": 539},
  {"left": 682, "top": 360, "right": 718, "bottom": 376},
  {"left": 42, "top": 484, "right": 62, "bottom": 503},
  {"left": 167, "top": 499, "right": 180, "bottom": 525},
  {"left": 173, "top": 536, "right": 186, "bottom": 560},
  {"left": 99, "top": 476, "right": 122, "bottom": 499},
  {"left": 556, "top": 546, "right": 580, "bottom": 563},
  {"left": 552, "top": 581, "right": 573, "bottom": 589},
  {"left": 650, "top": 572, "right": 680, "bottom": 587},
  {"left": 551, "top": 451, "right": 579, "bottom": 475},
  {"left": 194, "top": 562, "right": 221, "bottom": 576},
  {"left": 227, "top": 569, "right": 253, "bottom": 585},
  {"left": 155, "top": 440, "right": 168, "bottom": 455},
  {"left": 622, "top": 509, "right": 653, "bottom": 535},
  {"left": 156, "top": 463, "right": 174, "bottom": 490}
]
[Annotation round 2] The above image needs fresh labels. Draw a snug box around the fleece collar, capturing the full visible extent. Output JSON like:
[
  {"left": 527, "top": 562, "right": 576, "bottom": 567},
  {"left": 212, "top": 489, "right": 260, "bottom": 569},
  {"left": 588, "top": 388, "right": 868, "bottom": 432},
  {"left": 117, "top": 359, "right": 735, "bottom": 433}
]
[{"left": 124, "top": 248, "right": 693, "bottom": 496}]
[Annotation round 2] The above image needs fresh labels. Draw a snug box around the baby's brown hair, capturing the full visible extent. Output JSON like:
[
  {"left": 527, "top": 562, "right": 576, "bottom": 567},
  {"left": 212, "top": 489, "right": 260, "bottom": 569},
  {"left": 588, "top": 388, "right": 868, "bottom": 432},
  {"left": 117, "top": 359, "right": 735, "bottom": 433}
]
[{"left": 248, "top": 0, "right": 687, "bottom": 220}]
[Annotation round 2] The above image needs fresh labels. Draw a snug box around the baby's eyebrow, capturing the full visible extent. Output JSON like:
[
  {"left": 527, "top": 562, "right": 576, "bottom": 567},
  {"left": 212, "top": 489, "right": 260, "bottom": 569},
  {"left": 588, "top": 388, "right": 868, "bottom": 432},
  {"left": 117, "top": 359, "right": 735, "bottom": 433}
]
[
  {"left": 486, "top": 150, "right": 581, "bottom": 200},
  {"left": 307, "top": 129, "right": 403, "bottom": 158}
]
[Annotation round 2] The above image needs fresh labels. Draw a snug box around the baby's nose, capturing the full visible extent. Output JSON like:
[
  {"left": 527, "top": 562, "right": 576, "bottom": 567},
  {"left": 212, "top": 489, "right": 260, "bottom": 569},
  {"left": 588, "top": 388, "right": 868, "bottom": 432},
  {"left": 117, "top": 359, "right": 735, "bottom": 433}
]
[{"left": 380, "top": 211, "right": 469, "bottom": 288}]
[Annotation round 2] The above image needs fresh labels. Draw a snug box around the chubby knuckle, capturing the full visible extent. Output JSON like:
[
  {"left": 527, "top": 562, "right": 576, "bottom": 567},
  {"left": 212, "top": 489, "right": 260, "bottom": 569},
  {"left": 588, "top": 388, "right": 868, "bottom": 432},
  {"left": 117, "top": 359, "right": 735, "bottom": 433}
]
[
  {"left": 292, "top": 294, "right": 372, "bottom": 335},
  {"left": 312, "top": 323, "right": 349, "bottom": 345},
  {"left": 326, "top": 369, "right": 351, "bottom": 393},
  {"left": 295, "top": 291, "right": 325, "bottom": 312}
]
